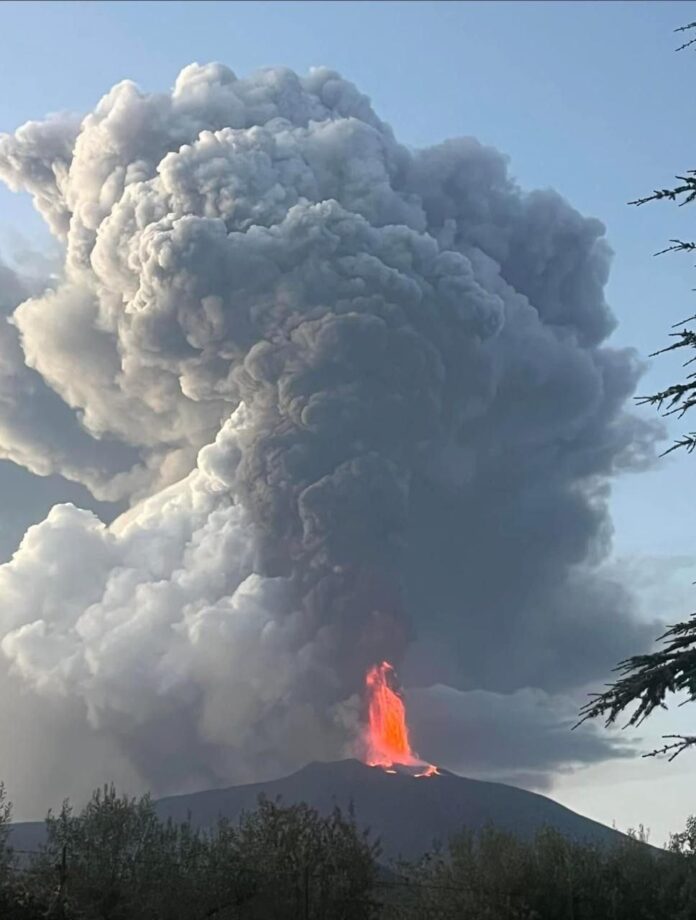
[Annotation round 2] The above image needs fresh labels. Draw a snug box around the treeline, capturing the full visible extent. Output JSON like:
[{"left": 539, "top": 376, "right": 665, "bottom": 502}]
[{"left": 3, "top": 782, "right": 696, "bottom": 919}]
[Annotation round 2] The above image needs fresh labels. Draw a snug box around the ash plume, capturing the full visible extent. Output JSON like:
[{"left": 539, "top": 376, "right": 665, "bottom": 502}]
[{"left": 0, "top": 64, "right": 659, "bottom": 811}]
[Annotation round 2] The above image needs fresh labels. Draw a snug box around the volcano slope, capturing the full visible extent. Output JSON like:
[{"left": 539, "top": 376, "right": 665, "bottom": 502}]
[{"left": 9, "top": 759, "right": 627, "bottom": 861}]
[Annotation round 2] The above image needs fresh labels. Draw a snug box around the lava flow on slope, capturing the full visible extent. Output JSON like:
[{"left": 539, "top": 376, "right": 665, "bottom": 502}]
[{"left": 363, "top": 661, "right": 439, "bottom": 777}]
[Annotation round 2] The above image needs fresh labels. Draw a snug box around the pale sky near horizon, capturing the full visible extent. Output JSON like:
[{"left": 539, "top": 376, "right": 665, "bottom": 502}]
[{"left": 1, "top": 0, "right": 695, "bottom": 844}]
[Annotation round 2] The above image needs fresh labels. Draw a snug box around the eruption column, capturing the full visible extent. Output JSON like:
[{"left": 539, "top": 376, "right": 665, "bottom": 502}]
[{"left": 0, "top": 60, "right": 656, "bottom": 799}]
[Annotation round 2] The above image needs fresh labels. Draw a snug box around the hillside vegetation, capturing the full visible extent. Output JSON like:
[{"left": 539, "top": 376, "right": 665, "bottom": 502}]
[{"left": 3, "top": 781, "right": 696, "bottom": 919}]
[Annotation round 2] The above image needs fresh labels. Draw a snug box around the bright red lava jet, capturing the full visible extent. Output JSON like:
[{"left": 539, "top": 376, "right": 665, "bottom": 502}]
[{"left": 363, "top": 660, "right": 439, "bottom": 778}]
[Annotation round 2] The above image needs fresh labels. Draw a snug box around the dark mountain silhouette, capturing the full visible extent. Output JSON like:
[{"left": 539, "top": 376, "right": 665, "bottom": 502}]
[{"left": 9, "top": 759, "right": 627, "bottom": 861}]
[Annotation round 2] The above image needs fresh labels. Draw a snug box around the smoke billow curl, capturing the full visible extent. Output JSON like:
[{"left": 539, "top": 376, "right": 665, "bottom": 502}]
[{"left": 0, "top": 63, "right": 658, "bottom": 802}]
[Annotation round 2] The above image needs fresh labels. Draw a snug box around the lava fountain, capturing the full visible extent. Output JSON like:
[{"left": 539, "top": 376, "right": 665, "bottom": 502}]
[{"left": 363, "top": 661, "right": 439, "bottom": 777}]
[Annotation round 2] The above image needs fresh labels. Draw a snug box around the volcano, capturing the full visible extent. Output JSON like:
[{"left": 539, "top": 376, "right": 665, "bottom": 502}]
[{"left": 9, "top": 759, "right": 628, "bottom": 861}]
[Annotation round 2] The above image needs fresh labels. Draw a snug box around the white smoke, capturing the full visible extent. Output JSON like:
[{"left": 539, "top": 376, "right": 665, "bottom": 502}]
[
  {"left": 0, "top": 64, "right": 659, "bottom": 805},
  {"left": 1, "top": 412, "right": 348, "bottom": 788}
]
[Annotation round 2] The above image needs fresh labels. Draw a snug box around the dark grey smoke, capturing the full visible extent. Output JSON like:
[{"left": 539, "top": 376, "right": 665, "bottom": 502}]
[
  {"left": 0, "top": 64, "right": 658, "bottom": 814},
  {"left": 406, "top": 685, "right": 635, "bottom": 791}
]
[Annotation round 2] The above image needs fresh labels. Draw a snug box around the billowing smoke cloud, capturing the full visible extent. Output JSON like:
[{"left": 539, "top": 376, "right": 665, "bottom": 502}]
[
  {"left": 0, "top": 64, "right": 660, "bottom": 811},
  {"left": 406, "top": 685, "right": 635, "bottom": 792},
  {"left": 0, "top": 254, "right": 123, "bottom": 562}
]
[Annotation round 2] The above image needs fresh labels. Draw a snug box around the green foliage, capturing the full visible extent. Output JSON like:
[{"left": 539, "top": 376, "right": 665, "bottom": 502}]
[
  {"left": 386, "top": 822, "right": 696, "bottom": 920},
  {"left": 7, "top": 777, "right": 696, "bottom": 918},
  {"left": 0, "top": 784, "right": 54, "bottom": 920},
  {"left": 25, "top": 785, "right": 220, "bottom": 920},
  {"left": 228, "top": 797, "right": 380, "bottom": 919},
  {"left": 0, "top": 781, "right": 11, "bottom": 879},
  {"left": 1, "top": 783, "right": 378, "bottom": 920}
]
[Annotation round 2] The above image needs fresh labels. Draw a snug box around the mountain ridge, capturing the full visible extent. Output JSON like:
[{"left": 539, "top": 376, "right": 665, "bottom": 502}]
[{"left": 8, "top": 758, "right": 628, "bottom": 861}]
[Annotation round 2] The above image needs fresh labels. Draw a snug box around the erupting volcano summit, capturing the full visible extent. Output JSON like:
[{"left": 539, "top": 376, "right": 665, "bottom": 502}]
[{"left": 363, "top": 662, "right": 439, "bottom": 777}]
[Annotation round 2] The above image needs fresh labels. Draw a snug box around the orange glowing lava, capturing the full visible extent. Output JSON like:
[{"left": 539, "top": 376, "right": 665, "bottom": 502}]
[{"left": 364, "top": 661, "right": 439, "bottom": 777}]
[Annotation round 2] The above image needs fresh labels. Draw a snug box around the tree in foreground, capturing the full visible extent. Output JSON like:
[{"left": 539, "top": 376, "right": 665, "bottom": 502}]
[
  {"left": 11, "top": 784, "right": 378, "bottom": 920},
  {"left": 0, "top": 782, "right": 11, "bottom": 881},
  {"left": 230, "top": 797, "right": 380, "bottom": 919},
  {"left": 580, "top": 21, "right": 696, "bottom": 760},
  {"left": 11, "top": 776, "right": 696, "bottom": 918},
  {"left": 388, "top": 823, "right": 693, "bottom": 920}
]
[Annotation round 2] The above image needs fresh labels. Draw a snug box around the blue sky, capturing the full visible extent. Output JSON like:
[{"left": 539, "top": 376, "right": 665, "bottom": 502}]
[{"left": 1, "top": 0, "right": 695, "bottom": 841}]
